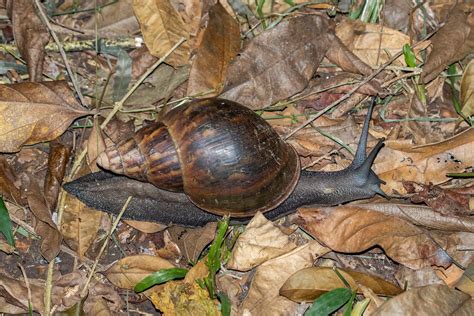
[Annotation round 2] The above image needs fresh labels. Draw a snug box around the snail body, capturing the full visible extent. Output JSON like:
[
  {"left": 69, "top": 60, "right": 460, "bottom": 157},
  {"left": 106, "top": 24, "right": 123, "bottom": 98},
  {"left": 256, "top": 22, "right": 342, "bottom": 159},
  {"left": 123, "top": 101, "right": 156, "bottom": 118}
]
[
  {"left": 97, "top": 99, "right": 300, "bottom": 217},
  {"left": 65, "top": 97, "right": 385, "bottom": 226}
]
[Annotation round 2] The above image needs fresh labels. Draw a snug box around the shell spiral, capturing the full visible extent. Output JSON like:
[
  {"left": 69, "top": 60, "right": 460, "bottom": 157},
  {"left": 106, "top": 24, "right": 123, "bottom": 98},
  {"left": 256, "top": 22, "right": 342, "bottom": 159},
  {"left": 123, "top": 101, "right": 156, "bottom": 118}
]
[{"left": 97, "top": 98, "right": 300, "bottom": 217}]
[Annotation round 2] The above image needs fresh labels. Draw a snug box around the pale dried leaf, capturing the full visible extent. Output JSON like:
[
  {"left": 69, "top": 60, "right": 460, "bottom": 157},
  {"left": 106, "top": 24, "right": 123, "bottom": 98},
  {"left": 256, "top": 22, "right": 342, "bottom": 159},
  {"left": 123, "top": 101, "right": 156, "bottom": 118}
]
[
  {"left": 336, "top": 19, "right": 410, "bottom": 67},
  {"left": 240, "top": 241, "right": 329, "bottom": 315},
  {"left": 61, "top": 194, "right": 102, "bottom": 259},
  {"left": 133, "top": 0, "right": 190, "bottom": 66},
  {"left": 0, "top": 81, "right": 89, "bottom": 152},
  {"left": 358, "top": 202, "right": 474, "bottom": 232},
  {"left": 280, "top": 267, "right": 402, "bottom": 302},
  {"left": 105, "top": 255, "right": 175, "bottom": 289},
  {"left": 297, "top": 207, "right": 453, "bottom": 269},
  {"left": 227, "top": 212, "right": 297, "bottom": 271},
  {"left": 372, "top": 285, "right": 474, "bottom": 315},
  {"left": 187, "top": 2, "right": 240, "bottom": 96},
  {"left": 373, "top": 129, "right": 474, "bottom": 196}
]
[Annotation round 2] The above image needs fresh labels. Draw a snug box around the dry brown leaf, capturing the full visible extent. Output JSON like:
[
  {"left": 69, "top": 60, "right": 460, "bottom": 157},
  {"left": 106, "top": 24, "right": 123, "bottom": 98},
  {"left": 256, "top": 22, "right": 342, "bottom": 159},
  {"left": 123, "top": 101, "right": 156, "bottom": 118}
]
[
  {"left": 82, "top": 0, "right": 139, "bottom": 36},
  {"left": 168, "top": 222, "right": 217, "bottom": 263},
  {"left": 227, "top": 212, "right": 297, "bottom": 271},
  {"left": 187, "top": 2, "right": 240, "bottom": 96},
  {"left": 336, "top": 18, "right": 410, "bottom": 67},
  {"left": 0, "top": 156, "right": 21, "bottom": 204},
  {"left": 297, "top": 207, "right": 453, "bottom": 269},
  {"left": 0, "top": 271, "right": 122, "bottom": 313},
  {"left": 150, "top": 280, "right": 220, "bottom": 315},
  {"left": 239, "top": 240, "right": 329, "bottom": 315},
  {"left": 26, "top": 176, "right": 62, "bottom": 261},
  {"left": 373, "top": 128, "right": 474, "bottom": 196},
  {"left": 455, "top": 264, "right": 474, "bottom": 296},
  {"left": 395, "top": 266, "right": 444, "bottom": 289},
  {"left": 357, "top": 202, "right": 474, "bottom": 232},
  {"left": 122, "top": 64, "right": 190, "bottom": 107},
  {"left": 372, "top": 285, "right": 474, "bottom": 315},
  {"left": 0, "top": 273, "right": 46, "bottom": 313},
  {"left": 220, "top": 14, "right": 332, "bottom": 109},
  {"left": 460, "top": 59, "right": 474, "bottom": 117},
  {"left": 0, "top": 240, "right": 15, "bottom": 254},
  {"left": 280, "top": 267, "right": 402, "bottom": 302},
  {"left": 7, "top": 0, "right": 50, "bottom": 81},
  {"left": 105, "top": 254, "right": 175, "bottom": 289},
  {"left": 133, "top": 0, "right": 190, "bottom": 66},
  {"left": 61, "top": 194, "right": 102, "bottom": 259},
  {"left": 86, "top": 118, "right": 106, "bottom": 172},
  {"left": 0, "top": 81, "right": 90, "bottom": 153},
  {"left": 124, "top": 219, "right": 167, "bottom": 233},
  {"left": 44, "top": 141, "right": 70, "bottom": 209},
  {"left": 422, "top": 5, "right": 474, "bottom": 83}
]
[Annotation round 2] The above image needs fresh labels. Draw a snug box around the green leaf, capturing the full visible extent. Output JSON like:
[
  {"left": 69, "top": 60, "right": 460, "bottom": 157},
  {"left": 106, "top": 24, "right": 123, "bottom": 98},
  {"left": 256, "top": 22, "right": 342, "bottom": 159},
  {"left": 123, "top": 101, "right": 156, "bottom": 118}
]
[
  {"left": 134, "top": 268, "right": 188, "bottom": 293},
  {"left": 218, "top": 291, "right": 231, "bottom": 316},
  {"left": 204, "top": 216, "right": 229, "bottom": 298},
  {"left": 0, "top": 197, "right": 15, "bottom": 246},
  {"left": 403, "top": 44, "right": 417, "bottom": 68},
  {"left": 304, "top": 288, "right": 352, "bottom": 316}
]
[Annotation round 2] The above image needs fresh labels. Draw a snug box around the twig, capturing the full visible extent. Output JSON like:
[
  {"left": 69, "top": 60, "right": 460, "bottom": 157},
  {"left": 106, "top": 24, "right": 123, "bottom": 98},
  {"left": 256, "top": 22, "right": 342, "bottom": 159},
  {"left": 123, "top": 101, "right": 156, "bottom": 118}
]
[
  {"left": 80, "top": 196, "right": 133, "bottom": 298},
  {"left": 33, "top": 0, "right": 86, "bottom": 106},
  {"left": 18, "top": 264, "right": 33, "bottom": 313}
]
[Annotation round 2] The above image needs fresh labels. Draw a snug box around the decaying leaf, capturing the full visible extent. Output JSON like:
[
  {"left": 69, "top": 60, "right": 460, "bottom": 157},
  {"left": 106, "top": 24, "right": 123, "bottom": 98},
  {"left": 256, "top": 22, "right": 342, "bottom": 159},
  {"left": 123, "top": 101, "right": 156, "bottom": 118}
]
[
  {"left": 133, "top": 0, "right": 190, "bottom": 66},
  {"left": 0, "top": 81, "right": 90, "bottom": 153},
  {"left": 372, "top": 285, "right": 474, "bottom": 315},
  {"left": 7, "top": 0, "right": 50, "bottom": 81},
  {"left": 356, "top": 202, "right": 474, "bottom": 233},
  {"left": 86, "top": 118, "right": 106, "bottom": 172},
  {"left": 240, "top": 241, "right": 329, "bottom": 315},
  {"left": 187, "top": 2, "right": 240, "bottom": 96},
  {"left": 0, "top": 271, "right": 123, "bottom": 313},
  {"left": 227, "top": 212, "right": 297, "bottom": 271},
  {"left": 105, "top": 254, "right": 175, "bottom": 289},
  {"left": 0, "top": 156, "right": 21, "bottom": 204},
  {"left": 220, "top": 14, "right": 333, "bottom": 109},
  {"left": 44, "top": 140, "right": 70, "bottom": 209},
  {"left": 168, "top": 222, "right": 217, "bottom": 263},
  {"left": 336, "top": 18, "right": 411, "bottom": 67},
  {"left": 280, "top": 267, "right": 402, "bottom": 302},
  {"left": 150, "top": 280, "right": 220, "bottom": 315},
  {"left": 297, "top": 207, "right": 453, "bottom": 270},
  {"left": 61, "top": 193, "right": 103, "bottom": 259},
  {"left": 460, "top": 59, "right": 474, "bottom": 117},
  {"left": 422, "top": 5, "right": 474, "bottom": 83},
  {"left": 26, "top": 176, "right": 62, "bottom": 261},
  {"left": 374, "top": 129, "right": 474, "bottom": 196}
]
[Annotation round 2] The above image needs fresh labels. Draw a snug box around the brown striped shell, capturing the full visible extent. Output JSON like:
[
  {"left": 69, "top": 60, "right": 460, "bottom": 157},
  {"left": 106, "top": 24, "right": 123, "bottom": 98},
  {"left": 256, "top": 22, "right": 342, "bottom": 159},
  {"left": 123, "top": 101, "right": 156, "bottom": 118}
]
[{"left": 97, "top": 98, "right": 300, "bottom": 217}]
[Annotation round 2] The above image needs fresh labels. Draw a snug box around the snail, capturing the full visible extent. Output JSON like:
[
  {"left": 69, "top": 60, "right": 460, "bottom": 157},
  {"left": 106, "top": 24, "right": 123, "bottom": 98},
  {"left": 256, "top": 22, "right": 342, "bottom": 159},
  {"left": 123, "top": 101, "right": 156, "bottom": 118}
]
[{"left": 64, "top": 97, "right": 386, "bottom": 226}]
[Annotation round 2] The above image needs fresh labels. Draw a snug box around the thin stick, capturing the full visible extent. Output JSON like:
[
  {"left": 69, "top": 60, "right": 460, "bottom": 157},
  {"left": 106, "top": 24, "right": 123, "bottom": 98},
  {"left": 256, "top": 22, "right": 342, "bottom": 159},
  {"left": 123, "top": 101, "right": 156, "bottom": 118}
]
[
  {"left": 33, "top": 0, "right": 86, "bottom": 106},
  {"left": 80, "top": 196, "right": 133, "bottom": 298}
]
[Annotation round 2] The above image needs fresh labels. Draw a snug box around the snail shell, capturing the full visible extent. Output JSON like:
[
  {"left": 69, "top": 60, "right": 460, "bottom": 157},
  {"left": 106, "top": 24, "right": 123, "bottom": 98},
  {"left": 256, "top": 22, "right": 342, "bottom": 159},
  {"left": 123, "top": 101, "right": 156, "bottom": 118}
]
[{"left": 97, "top": 98, "right": 300, "bottom": 217}]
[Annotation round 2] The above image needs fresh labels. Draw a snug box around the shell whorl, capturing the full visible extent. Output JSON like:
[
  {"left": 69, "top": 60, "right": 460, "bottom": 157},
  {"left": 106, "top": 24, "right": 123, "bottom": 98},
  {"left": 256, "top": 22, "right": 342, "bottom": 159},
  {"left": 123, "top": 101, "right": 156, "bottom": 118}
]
[{"left": 97, "top": 122, "right": 184, "bottom": 192}]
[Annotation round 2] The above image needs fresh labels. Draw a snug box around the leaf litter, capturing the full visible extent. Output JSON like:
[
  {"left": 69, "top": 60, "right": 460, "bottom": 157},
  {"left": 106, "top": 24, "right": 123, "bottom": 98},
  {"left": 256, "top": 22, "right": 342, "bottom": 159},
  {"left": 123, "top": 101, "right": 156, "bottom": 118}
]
[{"left": 0, "top": 0, "right": 472, "bottom": 315}]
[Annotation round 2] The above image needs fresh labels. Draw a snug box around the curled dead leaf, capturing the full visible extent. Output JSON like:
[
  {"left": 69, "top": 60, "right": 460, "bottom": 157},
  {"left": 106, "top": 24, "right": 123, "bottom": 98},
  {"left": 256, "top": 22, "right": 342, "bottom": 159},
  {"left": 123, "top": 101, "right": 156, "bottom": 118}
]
[
  {"left": 280, "top": 267, "right": 402, "bottom": 303},
  {"left": 297, "top": 206, "right": 453, "bottom": 269},
  {"left": 105, "top": 254, "right": 175, "bottom": 289}
]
